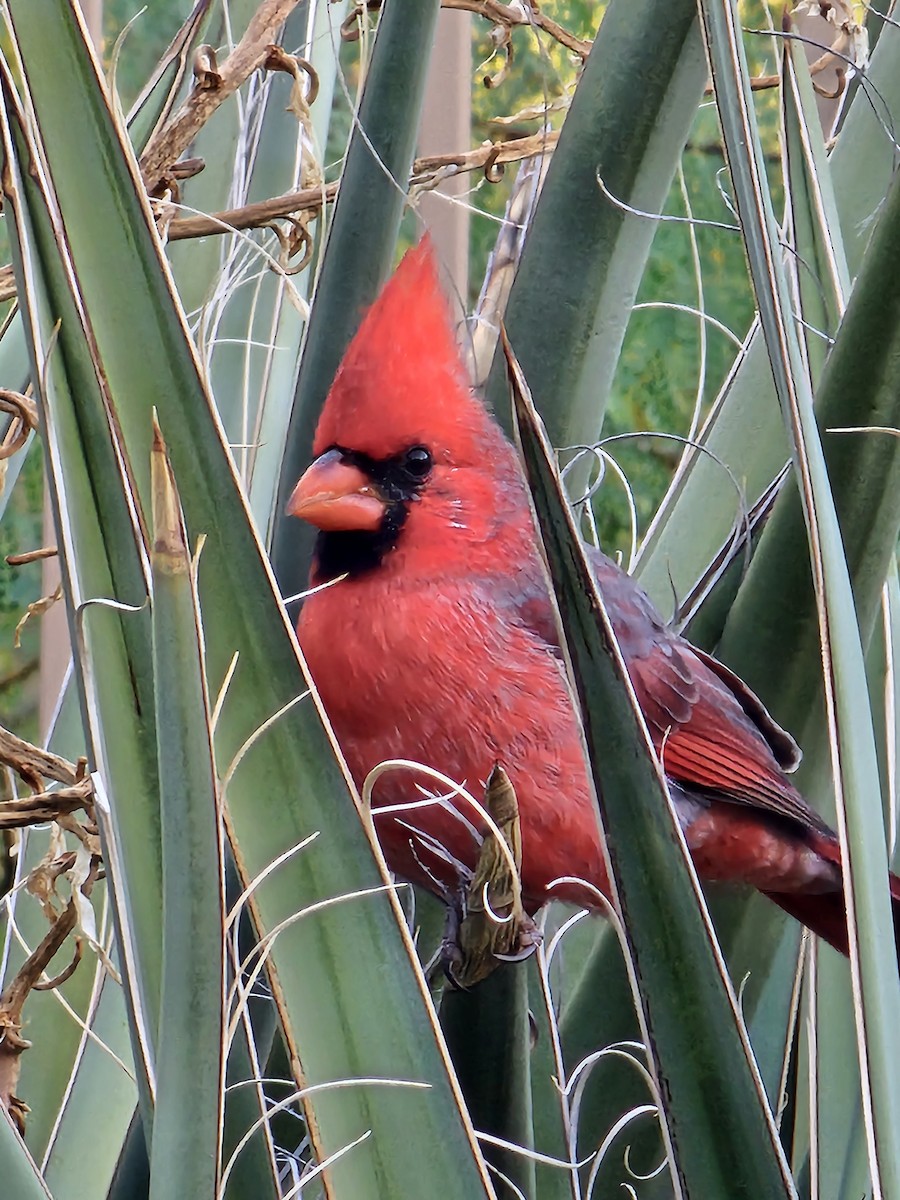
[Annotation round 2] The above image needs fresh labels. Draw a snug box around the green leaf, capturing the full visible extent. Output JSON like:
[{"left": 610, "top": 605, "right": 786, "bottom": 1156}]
[
  {"left": 199, "top": 1, "right": 347, "bottom": 533},
  {"left": 0, "top": 68, "right": 161, "bottom": 1120},
  {"left": 441, "top": 965, "right": 535, "bottom": 1199},
  {"left": 41, "top": 973, "right": 139, "bottom": 1200},
  {"left": 700, "top": 4, "right": 900, "bottom": 1194},
  {"left": 638, "top": 12, "right": 900, "bottom": 611},
  {"left": 147, "top": 423, "right": 225, "bottom": 1200},
  {"left": 124, "top": 0, "right": 213, "bottom": 155},
  {"left": 780, "top": 38, "right": 849, "bottom": 385},
  {"left": 0, "top": 1109, "right": 53, "bottom": 1200},
  {"left": 509, "top": 340, "right": 794, "bottom": 1199}
]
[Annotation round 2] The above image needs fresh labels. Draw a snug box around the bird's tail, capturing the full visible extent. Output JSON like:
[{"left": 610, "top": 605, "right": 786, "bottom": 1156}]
[{"left": 763, "top": 869, "right": 900, "bottom": 958}]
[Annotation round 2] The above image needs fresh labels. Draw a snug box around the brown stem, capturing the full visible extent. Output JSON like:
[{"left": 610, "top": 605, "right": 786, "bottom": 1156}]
[
  {"left": 0, "top": 722, "right": 82, "bottom": 789},
  {"left": 0, "top": 390, "right": 38, "bottom": 460},
  {"left": 163, "top": 129, "right": 560, "bottom": 241},
  {"left": 0, "top": 780, "right": 94, "bottom": 829},
  {"left": 6, "top": 546, "right": 57, "bottom": 567},
  {"left": 139, "top": 0, "right": 307, "bottom": 193},
  {"left": 0, "top": 899, "right": 77, "bottom": 1125},
  {"left": 441, "top": 0, "right": 592, "bottom": 60},
  {"left": 0, "top": 855, "right": 99, "bottom": 1126}
]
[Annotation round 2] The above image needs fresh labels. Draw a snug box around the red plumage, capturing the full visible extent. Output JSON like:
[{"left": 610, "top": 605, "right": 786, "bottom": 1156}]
[{"left": 289, "top": 238, "right": 900, "bottom": 957}]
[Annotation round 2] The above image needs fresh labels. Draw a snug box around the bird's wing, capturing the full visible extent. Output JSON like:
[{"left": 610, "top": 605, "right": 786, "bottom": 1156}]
[{"left": 507, "top": 546, "right": 830, "bottom": 838}]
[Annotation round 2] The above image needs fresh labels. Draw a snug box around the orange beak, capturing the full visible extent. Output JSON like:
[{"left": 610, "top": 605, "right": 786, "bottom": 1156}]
[{"left": 287, "top": 449, "right": 386, "bottom": 532}]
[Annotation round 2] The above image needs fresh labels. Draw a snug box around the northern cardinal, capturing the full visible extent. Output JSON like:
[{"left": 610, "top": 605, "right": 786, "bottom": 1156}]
[{"left": 288, "top": 238, "right": 900, "bottom": 955}]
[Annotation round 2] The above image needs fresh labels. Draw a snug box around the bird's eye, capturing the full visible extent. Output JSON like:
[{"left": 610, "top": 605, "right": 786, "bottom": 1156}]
[{"left": 403, "top": 445, "right": 433, "bottom": 479}]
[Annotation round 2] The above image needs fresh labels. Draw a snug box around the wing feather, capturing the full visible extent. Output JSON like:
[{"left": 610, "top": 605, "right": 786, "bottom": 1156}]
[{"left": 506, "top": 545, "right": 828, "bottom": 838}]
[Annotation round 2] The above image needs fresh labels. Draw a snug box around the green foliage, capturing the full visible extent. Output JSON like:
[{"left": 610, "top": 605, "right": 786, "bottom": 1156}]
[{"left": 1, "top": 1, "right": 899, "bottom": 1197}]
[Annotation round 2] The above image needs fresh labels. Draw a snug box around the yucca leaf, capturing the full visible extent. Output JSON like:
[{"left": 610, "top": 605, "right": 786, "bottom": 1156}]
[
  {"left": 124, "top": 0, "right": 213, "bottom": 154},
  {"left": 147, "top": 422, "right": 224, "bottom": 1200},
  {"left": 638, "top": 15, "right": 900, "bottom": 611},
  {"left": 806, "top": 944, "right": 870, "bottom": 1200},
  {"left": 829, "top": 19, "right": 900, "bottom": 279},
  {"left": 718, "top": 156, "right": 900, "bottom": 726},
  {"left": 199, "top": 1, "right": 347, "bottom": 532},
  {"left": 41, "top": 973, "right": 139, "bottom": 1200},
  {"left": 877, "top": 565, "right": 900, "bottom": 857},
  {"left": 781, "top": 37, "right": 848, "bottom": 385},
  {"left": 510, "top": 339, "right": 795, "bottom": 1200},
  {"left": 0, "top": 1110, "right": 52, "bottom": 1200},
  {"left": 0, "top": 680, "right": 107, "bottom": 1168},
  {"left": 0, "top": 64, "right": 160, "bottom": 1120},
  {"left": 441, "top": 965, "right": 535, "bottom": 1199},
  {"left": 700, "top": 4, "right": 900, "bottom": 1195}
]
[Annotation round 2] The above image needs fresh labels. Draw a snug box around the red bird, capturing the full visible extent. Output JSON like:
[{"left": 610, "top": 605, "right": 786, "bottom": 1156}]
[{"left": 288, "top": 239, "right": 900, "bottom": 955}]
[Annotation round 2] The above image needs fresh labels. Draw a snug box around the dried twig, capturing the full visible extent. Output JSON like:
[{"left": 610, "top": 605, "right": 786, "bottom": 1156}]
[
  {"left": 0, "top": 844, "right": 100, "bottom": 1131},
  {"left": 139, "top": 0, "right": 309, "bottom": 193},
  {"left": 704, "top": 74, "right": 780, "bottom": 95},
  {"left": 0, "top": 782, "right": 94, "bottom": 830},
  {"left": 161, "top": 181, "right": 337, "bottom": 241},
  {"left": 13, "top": 584, "right": 63, "bottom": 648},
  {"left": 442, "top": 0, "right": 592, "bottom": 61},
  {"left": 410, "top": 128, "right": 559, "bottom": 184},
  {"left": 0, "top": 723, "right": 82, "bottom": 791},
  {"left": 0, "top": 726, "right": 98, "bottom": 1128},
  {"left": 342, "top": 0, "right": 592, "bottom": 61},
  {"left": 0, "top": 897, "right": 78, "bottom": 1131},
  {"left": 6, "top": 546, "right": 57, "bottom": 567},
  {"left": 161, "top": 130, "right": 559, "bottom": 242},
  {"left": 1, "top": 126, "right": 559, "bottom": 292}
]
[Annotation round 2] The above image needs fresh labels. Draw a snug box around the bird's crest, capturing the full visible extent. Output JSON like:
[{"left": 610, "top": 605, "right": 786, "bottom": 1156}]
[{"left": 313, "top": 238, "right": 498, "bottom": 465}]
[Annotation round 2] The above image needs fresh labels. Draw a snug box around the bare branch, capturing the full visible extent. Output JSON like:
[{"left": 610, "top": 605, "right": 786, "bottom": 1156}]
[
  {"left": 0, "top": 781, "right": 94, "bottom": 829},
  {"left": 0, "top": 897, "right": 77, "bottom": 1131},
  {"left": 342, "top": 1, "right": 592, "bottom": 60},
  {"left": 0, "top": 722, "right": 82, "bottom": 790},
  {"left": 6, "top": 546, "right": 58, "bottom": 567},
  {"left": 139, "top": 0, "right": 308, "bottom": 193},
  {"left": 162, "top": 130, "right": 560, "bottom": 242},
  {"left": 441, "top": 0, "right": 592, "bottom": 61}
]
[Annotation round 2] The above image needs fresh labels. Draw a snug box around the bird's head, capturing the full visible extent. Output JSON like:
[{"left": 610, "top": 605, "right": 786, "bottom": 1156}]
[{"left": 288, "top": 238, "right": 527, "bottom": 581}]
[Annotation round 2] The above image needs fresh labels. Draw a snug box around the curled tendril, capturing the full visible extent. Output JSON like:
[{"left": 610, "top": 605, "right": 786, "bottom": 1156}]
[
  {"left": 483, "top": 143, "right": 506, "bottom": 183},
  {"left": 293, "top": 56, "right": 320, "bottom": 106},
  {"left": 264, "top": 216, "right": 315, "bottom": 275},
  {"left": 263, "top": 45, "right": 320, "bottom": 106},
  {"left": 0, "top": 389, "right": 39, "bottom": 460},
  {"left": 341, "top": 1, "right": 382, "bottom": 42},
  {"left": 283, "top": 217, "right": 315, "bottom": 274},
  {"left": 482, "top": 26, "right": 513, "bottom": 89}
]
